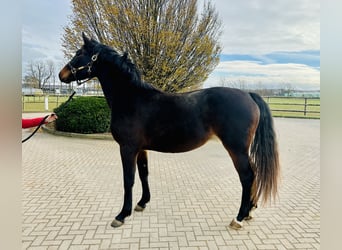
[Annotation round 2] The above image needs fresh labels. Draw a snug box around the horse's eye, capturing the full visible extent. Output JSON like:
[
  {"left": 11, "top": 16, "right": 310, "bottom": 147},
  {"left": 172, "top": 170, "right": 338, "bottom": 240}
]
[{"left": 76, "top": 50, "right": 82, "bottom": 56}]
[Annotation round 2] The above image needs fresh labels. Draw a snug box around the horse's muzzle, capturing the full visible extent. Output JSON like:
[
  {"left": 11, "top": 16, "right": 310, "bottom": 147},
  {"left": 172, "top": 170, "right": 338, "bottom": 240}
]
[{"left": 59, "top": 66, "right": 72, "bottom": 83}]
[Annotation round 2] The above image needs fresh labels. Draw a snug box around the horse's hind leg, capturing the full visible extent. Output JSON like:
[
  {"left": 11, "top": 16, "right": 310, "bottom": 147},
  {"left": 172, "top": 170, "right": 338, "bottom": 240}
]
[
  {"left": 135, "top": 150, "right": 151, "bottom": 212},
  {"left": 226, "top": 150, "right": 256, "bottom": 229}
]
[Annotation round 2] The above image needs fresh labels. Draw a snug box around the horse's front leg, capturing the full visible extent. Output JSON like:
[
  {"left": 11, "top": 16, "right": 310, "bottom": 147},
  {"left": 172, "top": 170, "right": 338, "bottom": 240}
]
[
  {"left": 111, "top": 146, "right": 138, "bottom": 228},
  {"left": 135, "top": 150, "right": 151, "bottom": 211}
]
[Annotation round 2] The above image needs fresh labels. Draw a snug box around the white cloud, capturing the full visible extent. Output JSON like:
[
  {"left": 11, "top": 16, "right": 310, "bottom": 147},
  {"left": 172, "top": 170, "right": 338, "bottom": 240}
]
[
  {"left": 199, "top": 0, "right": 320, "bottom": 54},
  {"left": 22, "top": 0, "right": 320, "bottom": 90},
  {"left": 22, "top": 28, "right": 64, "bottom": 62},
  {"left": 198, "top": 0, "right": 320, "bottom": 90},
  {"left": 22, "top": 0, "right": 72, "bottom": 68},
  {"left": 203, "top": 60, "right": 320, "bottom": 90}
]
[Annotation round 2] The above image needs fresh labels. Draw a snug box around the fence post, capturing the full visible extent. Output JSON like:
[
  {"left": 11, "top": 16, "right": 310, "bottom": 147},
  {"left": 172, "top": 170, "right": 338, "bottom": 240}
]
[
  {"left": 304, "top": 98, "right": 307, "bottom": 116},
  {"left": 44, "top": 95, "right": 49, "bottom": 111}
]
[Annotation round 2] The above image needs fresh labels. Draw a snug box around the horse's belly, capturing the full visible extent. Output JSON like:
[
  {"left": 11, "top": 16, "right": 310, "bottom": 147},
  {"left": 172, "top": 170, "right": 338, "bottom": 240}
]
[{"left": 145, "top": 129, "right": 214, "bottom": 153}]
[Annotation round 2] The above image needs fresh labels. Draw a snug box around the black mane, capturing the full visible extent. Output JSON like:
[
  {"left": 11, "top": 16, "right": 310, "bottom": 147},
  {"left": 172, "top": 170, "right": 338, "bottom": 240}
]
[{"left": 93, "top": 43, "right": 159, "bottom": 92}]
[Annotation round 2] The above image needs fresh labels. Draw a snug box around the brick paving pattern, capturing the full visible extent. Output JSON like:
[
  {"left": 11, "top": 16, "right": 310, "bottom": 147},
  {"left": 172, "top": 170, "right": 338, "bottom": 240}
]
[{"left": 22, "top": 117, "right": 320, "bottom": 249}]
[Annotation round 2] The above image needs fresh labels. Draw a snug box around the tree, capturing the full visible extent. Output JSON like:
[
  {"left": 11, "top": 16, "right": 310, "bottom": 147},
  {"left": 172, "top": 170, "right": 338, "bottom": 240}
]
[
  {"left": 24, "top": 60, "right": 55, "bottom": 89},
  {"left": 62, "top": 0, "right": 222, "bottom": 92}
]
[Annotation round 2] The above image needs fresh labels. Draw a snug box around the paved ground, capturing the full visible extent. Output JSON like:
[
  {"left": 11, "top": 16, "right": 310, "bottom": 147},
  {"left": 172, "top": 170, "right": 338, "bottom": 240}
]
[{"left": 22, "top": 117, "right": 320, "bottom": 250}]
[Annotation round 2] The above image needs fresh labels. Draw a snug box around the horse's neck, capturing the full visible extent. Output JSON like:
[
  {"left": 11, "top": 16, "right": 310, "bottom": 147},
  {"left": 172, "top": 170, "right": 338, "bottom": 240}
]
[
  {"left": 97, "top": 72, "right": 147, "bottom": 111},
  {"left": 96, "top": 70, "right": 115, "bottom": 109},
  {"left": 95, "top": 60, "right": 163, "bottom": 111}
]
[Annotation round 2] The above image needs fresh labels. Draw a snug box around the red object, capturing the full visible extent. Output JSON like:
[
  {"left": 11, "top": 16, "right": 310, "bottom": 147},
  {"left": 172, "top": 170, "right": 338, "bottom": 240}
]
[{"left": 22, "top": 117, "right": 46, "bottom": 129}]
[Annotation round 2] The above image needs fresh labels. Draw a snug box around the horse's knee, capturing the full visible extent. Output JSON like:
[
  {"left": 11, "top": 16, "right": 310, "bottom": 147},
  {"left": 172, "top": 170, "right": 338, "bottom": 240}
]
[{"left": 124, "top": 178, "right": 135, "bottom": 189}]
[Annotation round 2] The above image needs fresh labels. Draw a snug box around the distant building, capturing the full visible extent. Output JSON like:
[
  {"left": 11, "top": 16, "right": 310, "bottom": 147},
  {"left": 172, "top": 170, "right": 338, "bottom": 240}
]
[
  {"left": 286, "top": 90, "right": 320, "bottom": 98},
  {"left": 22, "top": 87, "right": 44, "bottom": 96}
]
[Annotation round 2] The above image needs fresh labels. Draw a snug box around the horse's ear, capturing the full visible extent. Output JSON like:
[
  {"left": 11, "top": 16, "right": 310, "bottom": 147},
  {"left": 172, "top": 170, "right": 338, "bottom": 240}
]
[
  {"left": 82, "top": 32, "right": 91, "bottom": 45},
  {"left": 122, "top": 52, "right": 128, "bottom": 60}
]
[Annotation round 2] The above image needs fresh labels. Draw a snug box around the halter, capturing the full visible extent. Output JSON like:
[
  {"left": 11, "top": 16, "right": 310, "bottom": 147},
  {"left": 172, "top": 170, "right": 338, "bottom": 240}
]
[{"left": 68, "top": 53, "right": 99, "bottom": 85}]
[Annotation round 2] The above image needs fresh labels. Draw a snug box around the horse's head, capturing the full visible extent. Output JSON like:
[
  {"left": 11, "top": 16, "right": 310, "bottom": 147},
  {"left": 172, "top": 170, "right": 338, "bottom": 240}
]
[{"left": 59, "top": 33, "right": 99, "bottom": 85}]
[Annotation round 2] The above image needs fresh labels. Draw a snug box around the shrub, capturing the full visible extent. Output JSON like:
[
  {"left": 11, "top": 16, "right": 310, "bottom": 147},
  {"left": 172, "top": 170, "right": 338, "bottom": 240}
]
[{"left": 54, "top": 96, "right": 110, "bottom": 134}]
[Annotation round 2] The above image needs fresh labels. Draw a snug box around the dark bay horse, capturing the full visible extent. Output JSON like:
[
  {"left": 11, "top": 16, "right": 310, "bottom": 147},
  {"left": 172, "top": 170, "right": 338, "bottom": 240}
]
[{"left": 59, "top": 33, "right": 280, "bottom": 229}]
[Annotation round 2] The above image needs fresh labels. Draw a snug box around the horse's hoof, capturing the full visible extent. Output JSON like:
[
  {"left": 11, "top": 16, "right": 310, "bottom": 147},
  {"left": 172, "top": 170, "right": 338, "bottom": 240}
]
[
  {"left": 245, "top": 206, "right": 257, "bottom": 221},
  {"left": 229, "top": 218, "right": 243, "bottom": 230},
  {"left": 134, "top": 204, "right": 145, "bottom": 212},
  {"left": 111, "top": 219, "right": 124, "bottom": 228},
  {"left": 244, "top": 215, "right": 253, "bottom": 221}
]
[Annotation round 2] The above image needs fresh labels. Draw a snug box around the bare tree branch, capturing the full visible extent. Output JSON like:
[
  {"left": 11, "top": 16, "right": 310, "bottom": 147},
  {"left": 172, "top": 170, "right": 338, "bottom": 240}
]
[{"left": 24, "top": 60, "right": 55, "bottom": 89}]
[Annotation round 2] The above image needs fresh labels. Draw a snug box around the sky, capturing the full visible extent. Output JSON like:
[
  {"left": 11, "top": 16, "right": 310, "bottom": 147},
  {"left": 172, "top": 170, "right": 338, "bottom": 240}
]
[{"left": 22, "top": 0, "right": 320, "bottom": 91}]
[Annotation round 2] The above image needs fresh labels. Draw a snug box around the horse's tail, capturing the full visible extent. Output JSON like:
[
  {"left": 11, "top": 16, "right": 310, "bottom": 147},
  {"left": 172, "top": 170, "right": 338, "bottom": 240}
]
[{"left": 249, "top": 92, "right": 280, "bottom": 205}]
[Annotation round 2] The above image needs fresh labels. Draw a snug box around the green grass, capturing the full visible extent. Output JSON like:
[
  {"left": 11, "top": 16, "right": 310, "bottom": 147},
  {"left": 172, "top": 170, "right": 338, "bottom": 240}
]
[
  {"left": 22, "top": 96, "right": 70, "bottom": 112},
  {"left": 264, "top": 97, "right": 320, "bottom": 119}
]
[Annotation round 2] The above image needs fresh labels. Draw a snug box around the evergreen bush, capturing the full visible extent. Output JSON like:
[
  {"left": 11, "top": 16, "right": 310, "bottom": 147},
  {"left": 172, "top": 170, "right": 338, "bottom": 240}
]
[{"left": 54, "top": 96, "right": 110, "bottom": 134}]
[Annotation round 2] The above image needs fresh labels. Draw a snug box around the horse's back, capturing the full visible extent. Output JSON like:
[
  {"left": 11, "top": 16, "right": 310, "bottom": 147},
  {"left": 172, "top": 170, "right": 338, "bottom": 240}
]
[{"left": 160, "top": 86, "right": 260, "bottom": 138}]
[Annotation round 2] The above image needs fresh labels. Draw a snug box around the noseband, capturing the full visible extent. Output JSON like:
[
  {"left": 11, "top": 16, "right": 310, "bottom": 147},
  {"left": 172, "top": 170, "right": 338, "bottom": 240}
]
[{"left": 68, "top": 53, "right": 99, "bottom": 85}]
